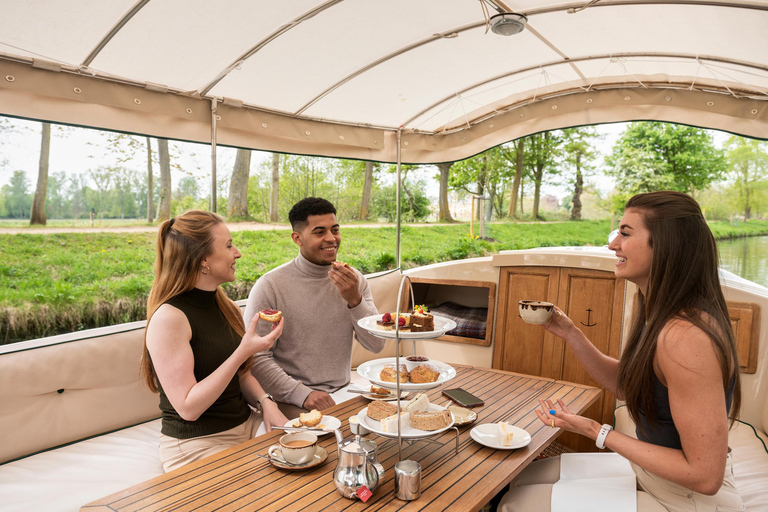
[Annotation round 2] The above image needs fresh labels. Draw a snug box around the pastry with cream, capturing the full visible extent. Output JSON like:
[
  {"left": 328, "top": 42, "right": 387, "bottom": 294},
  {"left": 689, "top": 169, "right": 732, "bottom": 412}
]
[{"left": 497, "top": 421, "right": 515, "bottom": 446}]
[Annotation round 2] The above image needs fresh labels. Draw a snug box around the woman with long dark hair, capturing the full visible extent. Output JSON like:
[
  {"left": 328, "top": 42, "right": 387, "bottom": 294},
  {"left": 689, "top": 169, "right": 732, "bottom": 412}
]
[
  {"left": 501, "top": 191, "right": 743, "bottom": 511},
  {"left": 140, "top": 210, "right": 287, "bottom": 472}
]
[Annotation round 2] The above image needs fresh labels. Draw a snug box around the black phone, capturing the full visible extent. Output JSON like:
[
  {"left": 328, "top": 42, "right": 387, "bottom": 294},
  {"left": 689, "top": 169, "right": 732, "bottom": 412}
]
[{"left": 442, "top": 388, "right": 484, "bottom": 408}]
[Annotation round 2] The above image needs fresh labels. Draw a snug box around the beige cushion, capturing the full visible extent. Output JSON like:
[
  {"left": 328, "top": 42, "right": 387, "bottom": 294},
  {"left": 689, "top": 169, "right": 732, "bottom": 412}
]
[
  {"left": 0, "top": 326, "right": 160, "bottom": 464},
  {"left": 350, "top": 269, "right": 402, "bottom": 368}
]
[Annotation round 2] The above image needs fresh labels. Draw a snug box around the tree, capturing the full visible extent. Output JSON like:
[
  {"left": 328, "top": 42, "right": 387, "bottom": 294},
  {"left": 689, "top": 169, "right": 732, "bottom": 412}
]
[
  {"left": 725, "top": 137, "right": 768, "bottom": 220},
  {"left": 1, "top": 171, "right": 32, "bottom": 218},
  {"left": 89, "top": 167, "right": 113, "bottom": 217},
  {"left": 560, "top": 127, "right": 601, "bottom": 220},
  {"left": 450, "top": 147, "right": 510, "bottom": 219},
  {"left": 30, "top": 122, "right": 51, "bottom": 225},
  {"left": 524, "top": 132, "right": 561, "bottom": 219},
  {"left": 501, "top": 139, "right": 525, "bottom": 218},
  {"left": 606, "top": 122, "right": 726, "bottom": 194},
  {"left": 270, "top": 153, "right": 280, "bottom": 222},
  {"left": 435, "top": 162, "right": 454, "bottom": 222},
  {"left": 156, "top": 139, "right": 172, "bottom": 220},
  {"left": 228, "top": 148, "right": 251, "bottom": 218},
  {"left": 360, "top": 161, "right": 376, "bottom": 221},
  {"left": 145, "top": 137, "right": 154, "bottom": 222}
]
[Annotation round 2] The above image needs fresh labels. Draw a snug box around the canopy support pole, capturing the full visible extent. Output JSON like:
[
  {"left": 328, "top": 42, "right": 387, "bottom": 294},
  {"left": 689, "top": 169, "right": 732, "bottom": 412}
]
[
  {"left": 396, "top": 128, "right": 403, "bottom": 269},
  {"left": 210, "top": 98, "right": 218, "bottom": 213}
]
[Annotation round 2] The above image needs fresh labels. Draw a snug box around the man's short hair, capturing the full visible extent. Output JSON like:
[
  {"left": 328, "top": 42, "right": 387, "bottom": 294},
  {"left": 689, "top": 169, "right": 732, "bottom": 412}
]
[{"left": 289, "top": 197, "right": 337, "bottom": 231}]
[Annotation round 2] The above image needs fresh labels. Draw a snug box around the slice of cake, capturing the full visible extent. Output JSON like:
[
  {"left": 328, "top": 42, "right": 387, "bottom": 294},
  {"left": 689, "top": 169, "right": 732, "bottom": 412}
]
[
  {"left": 410, "top": 305, "right": 434, "bottom": 332},
  {"left": 404, "top": 393, "right": 430, "bottom": 414},
  {"left": 380, "top": 412, "right": 411, "bottom": 433},
  {"left": 411, "top": 410, "right": 451, "bottom": 431},
  {"left": 497, "top": 421, "right": 515, "bottom": 446}
]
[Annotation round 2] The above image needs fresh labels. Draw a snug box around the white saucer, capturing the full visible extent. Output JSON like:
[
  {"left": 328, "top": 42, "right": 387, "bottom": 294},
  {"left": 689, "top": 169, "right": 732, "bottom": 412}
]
[
  {"left": 284, "top": 415, "right": 340, "bottom": 435},
  {"left": 470, "top": 423, "right": 531, "bottom": 449},
  {"left": 267, "top": 445, "right": 328, "bottom": 470}
]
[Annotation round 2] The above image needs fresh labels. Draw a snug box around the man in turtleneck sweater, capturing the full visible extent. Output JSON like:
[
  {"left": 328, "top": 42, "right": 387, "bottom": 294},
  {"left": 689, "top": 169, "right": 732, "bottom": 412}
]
[{"left": 244, "top": 197, "right": 385, "bottom": 418}]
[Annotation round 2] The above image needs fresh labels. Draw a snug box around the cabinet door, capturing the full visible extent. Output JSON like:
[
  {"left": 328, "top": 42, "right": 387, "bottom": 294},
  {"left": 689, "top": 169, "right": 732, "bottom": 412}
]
[
  {"left": 494, "top": 267, "right": 559, "bottom": 378},
  {"left": 555, "top": 268, "right": 625, "bottom": 452}
]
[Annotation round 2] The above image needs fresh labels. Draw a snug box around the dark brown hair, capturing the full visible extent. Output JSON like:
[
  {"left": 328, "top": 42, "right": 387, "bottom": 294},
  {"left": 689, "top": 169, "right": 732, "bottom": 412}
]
[
  {"left": 140, "top": 210, "right": 248, "bottom": 392},
  {"left": 616, "top": 191, "right": 740, "bottom": 430}
]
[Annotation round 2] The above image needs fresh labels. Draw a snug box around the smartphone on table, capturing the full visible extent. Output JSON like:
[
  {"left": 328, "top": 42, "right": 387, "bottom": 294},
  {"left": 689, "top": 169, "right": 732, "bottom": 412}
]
[{"left": 442, "top": 388, "right": 484, "bottom": 408}]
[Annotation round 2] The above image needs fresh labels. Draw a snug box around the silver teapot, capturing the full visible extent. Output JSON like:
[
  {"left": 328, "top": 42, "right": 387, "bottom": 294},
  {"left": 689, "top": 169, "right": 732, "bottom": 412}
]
[{"left": 332, "top": 432, "right": 385, "bottom": 499}]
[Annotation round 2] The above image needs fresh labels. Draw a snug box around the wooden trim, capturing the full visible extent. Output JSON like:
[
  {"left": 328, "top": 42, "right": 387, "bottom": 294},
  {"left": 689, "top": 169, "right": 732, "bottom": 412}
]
[
  {"left": 727, "top": 301, "right": 761, "bottom": 374},
  {"left": 401, "top": 277, "right": 497, "bottom": 347}
]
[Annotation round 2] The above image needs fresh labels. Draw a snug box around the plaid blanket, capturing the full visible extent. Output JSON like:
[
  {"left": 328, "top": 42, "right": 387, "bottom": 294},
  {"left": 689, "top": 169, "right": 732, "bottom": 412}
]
[{"left": 430, "top": 302, "right": 487, "bottom": 340}]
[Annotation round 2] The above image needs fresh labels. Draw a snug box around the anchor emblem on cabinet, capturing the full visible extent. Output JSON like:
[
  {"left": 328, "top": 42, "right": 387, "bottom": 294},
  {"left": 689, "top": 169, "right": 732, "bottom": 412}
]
[{"left": 580, "top": 308, "right": 597, "bottom": 327}]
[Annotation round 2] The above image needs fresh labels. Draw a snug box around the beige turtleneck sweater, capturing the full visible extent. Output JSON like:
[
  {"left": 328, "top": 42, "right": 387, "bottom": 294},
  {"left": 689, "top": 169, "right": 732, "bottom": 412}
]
[{"left": 244, "top": 251, "right": 384, "bottom": 407}]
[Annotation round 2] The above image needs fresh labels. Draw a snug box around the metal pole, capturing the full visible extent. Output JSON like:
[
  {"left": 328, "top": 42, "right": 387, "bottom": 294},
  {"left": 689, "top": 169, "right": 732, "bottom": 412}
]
[
  {"left": 396, "top": 128, "right": 403, "bottom": 269},
  {"left": 210, "top": 97, "right": 218, "bottom": 213}
]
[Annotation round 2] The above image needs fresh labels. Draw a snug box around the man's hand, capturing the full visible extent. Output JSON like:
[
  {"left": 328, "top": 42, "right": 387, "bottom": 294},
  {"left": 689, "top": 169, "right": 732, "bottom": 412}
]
[
  {"left": 328, "top": 265, "right": 362, "bottom": 308},
  {"left": 303, "top": 390, "right": 336, "bottom": 411}
]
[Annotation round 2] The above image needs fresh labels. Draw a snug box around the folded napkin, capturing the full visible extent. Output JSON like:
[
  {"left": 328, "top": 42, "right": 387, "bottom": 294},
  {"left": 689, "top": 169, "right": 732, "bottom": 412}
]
[{"left": 551, "top": 453, "right": 637, "bottom": 512}]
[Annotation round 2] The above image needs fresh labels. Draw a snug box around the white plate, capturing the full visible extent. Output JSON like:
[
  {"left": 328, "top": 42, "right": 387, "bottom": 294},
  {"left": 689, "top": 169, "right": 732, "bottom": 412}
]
[
  {"left": 284, "top": 415, "right": 340, "bottom": 436},
  {"left": 356, "top": 357, "right": 457, "bottom": 391},
  {"left": 362, "top": 391, "right": 410, "bottom": 401},
  {"left": 470, "top": 423, "right": 531, "bottom": 450},
  {"left": 357, "top": 314, "right": 457, "bottom": 340},
  {"left": 357, "top": 403, "right": 454, "bottom": 439}
]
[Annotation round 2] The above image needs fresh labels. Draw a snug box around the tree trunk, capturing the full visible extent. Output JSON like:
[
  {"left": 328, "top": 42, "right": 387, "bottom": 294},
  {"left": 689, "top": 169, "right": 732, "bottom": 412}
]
[
  {"left": 519, "top": 173, "right": 525, "bottom": 216},
  {"left": 744, "top": 185, "right": 750, "bottom": 221},
  {"left": 359, "top": 161, "right": 374, "bottom": 220},
  {"left": 156, "top": 139, "right": 172, "bottom": 221},
  {"left": 508, "top": 139, "right": 524, "bottom": 218},
  {"left": 30, "top": 122, "right": 51, "bottom": 225},
  {"left": 571, "top": 153, "right": 583, "bottom": 221},
  {"left": 532, "top": 163, "right": 543, "bottom": 219},
  {"left": 437, "top": 162, "right": 454, "bottom": 222},
  {"left": 270, "top": 153, "right": 280, "bottom": 222},
  {"left": 146, "top": 137, "right": 154, "bottom": 223},
  {"left": 228, "top": 148, "right": 251, "bottom": 218}
]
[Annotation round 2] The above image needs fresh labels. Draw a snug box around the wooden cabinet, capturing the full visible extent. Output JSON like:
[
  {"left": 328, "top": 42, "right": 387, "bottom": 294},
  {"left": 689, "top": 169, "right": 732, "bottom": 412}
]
[{"left": 494, "top": 266, "right": 626, "bottom": 452}]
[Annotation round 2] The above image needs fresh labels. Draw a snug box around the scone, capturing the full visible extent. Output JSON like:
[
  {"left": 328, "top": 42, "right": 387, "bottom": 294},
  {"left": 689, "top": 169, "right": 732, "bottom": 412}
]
[
  {"left": 259, "top": 308, "right": 282, "bottom": 322},
  {"left": 299, "top": 409, "right": 322, "bottom": 427},
  {"left": 367, "top": 400, "right": 398, "bottom": 421},
  {"left": 370, "top": 385, "right": 392, "bottom": 396},
  {"left": 409, "top": 363, "right": 440, "bottom": 383},
  {"left": 380, "top": 363, "right": 409, "bottom": 383}
]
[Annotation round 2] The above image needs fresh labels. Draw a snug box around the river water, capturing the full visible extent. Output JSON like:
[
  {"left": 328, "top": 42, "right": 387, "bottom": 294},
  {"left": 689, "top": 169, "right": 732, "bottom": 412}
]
[{"left": 718, "top": 236, "right": 768, "bottom": 288}]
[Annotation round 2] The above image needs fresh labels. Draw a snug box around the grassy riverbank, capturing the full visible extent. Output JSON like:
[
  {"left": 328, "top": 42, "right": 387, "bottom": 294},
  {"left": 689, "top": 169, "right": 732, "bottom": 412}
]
[{"left": 3, "top": 219, "right": 768, "bottom": 344}]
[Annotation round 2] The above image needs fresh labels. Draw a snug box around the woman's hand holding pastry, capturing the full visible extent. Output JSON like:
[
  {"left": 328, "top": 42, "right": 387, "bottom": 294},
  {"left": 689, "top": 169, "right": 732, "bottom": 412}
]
[
  {"left": 262, "top": 399, "right": 289, "bottom": 432},
  {"left": 536, "top": 398, "right": 600, "bottom": 440},
  {"left": 240, "top": 315, "right": 283, "bottom": 357}
]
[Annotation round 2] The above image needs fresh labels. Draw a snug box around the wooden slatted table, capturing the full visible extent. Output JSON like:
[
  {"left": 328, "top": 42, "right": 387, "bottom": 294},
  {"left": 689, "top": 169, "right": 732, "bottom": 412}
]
[{"left": 82, "top": 366, "right": 600, "bottom": 511}]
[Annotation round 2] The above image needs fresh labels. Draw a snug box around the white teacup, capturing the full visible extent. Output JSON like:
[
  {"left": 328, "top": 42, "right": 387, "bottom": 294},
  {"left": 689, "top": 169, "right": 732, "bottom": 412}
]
[
  {"left": 269, "top": 432, "right": 317, "bottom": 465},
  {"left": 519, "top": 300, "right": 555, "bottom": 324}
]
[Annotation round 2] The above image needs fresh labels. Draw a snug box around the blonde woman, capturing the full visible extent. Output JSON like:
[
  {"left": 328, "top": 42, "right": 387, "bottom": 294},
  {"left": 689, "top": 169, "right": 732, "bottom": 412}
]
[{"left": 140, "top": 210, "right": 287, "bottom": 472}]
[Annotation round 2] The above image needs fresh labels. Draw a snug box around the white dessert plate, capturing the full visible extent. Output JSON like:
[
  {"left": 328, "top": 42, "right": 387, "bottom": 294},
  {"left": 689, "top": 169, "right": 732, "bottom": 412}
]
[
  {"left": 356, "top": 357, "right": 457, "bottom": 391},
  {"left": 357, "top": 314, "right": 457, "bottom": 340},
  {"left": 284, "top": 415, "right": 340, "bottom": 436},
  {"left": 357, "top": 403, "right": 454, "bottom": 439},
  {"left": 470, "top": 423, "right": 531, "bottom": 450}
]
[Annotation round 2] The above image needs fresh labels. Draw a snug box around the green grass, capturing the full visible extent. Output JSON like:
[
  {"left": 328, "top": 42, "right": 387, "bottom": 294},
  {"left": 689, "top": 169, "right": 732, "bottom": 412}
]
[{"left": 2, "top": 219, "right": 768, "bottom": 344}]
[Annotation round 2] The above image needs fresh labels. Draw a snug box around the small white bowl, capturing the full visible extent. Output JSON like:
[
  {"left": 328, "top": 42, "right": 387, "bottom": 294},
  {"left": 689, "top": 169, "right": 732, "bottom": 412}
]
[{"left": 519, "top": 301, "right": 554, "bottom": 324}]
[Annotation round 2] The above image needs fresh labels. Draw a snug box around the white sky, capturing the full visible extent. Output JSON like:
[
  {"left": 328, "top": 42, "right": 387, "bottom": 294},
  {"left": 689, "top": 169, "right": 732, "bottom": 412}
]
[{"left": 0, "top": 118, "right": 724, "bottom": 200}]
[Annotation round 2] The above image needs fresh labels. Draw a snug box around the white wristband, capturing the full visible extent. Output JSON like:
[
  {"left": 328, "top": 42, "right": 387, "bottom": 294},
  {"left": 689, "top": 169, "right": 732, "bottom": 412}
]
[{"left": 596, "top": 423, "right": 613, "bottom": 449}]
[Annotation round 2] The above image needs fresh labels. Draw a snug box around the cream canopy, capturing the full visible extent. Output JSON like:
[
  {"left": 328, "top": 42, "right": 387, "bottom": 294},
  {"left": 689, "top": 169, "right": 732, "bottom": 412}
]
[{"left": 1, "top": 0, "right": 766, "bottom": 165}]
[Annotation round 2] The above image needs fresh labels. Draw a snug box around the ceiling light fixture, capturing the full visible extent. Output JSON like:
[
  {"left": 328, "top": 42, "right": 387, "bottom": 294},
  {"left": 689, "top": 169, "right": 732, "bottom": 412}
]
[{"left": 490, "top": 12, "right": 528, "bottom": 36}]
